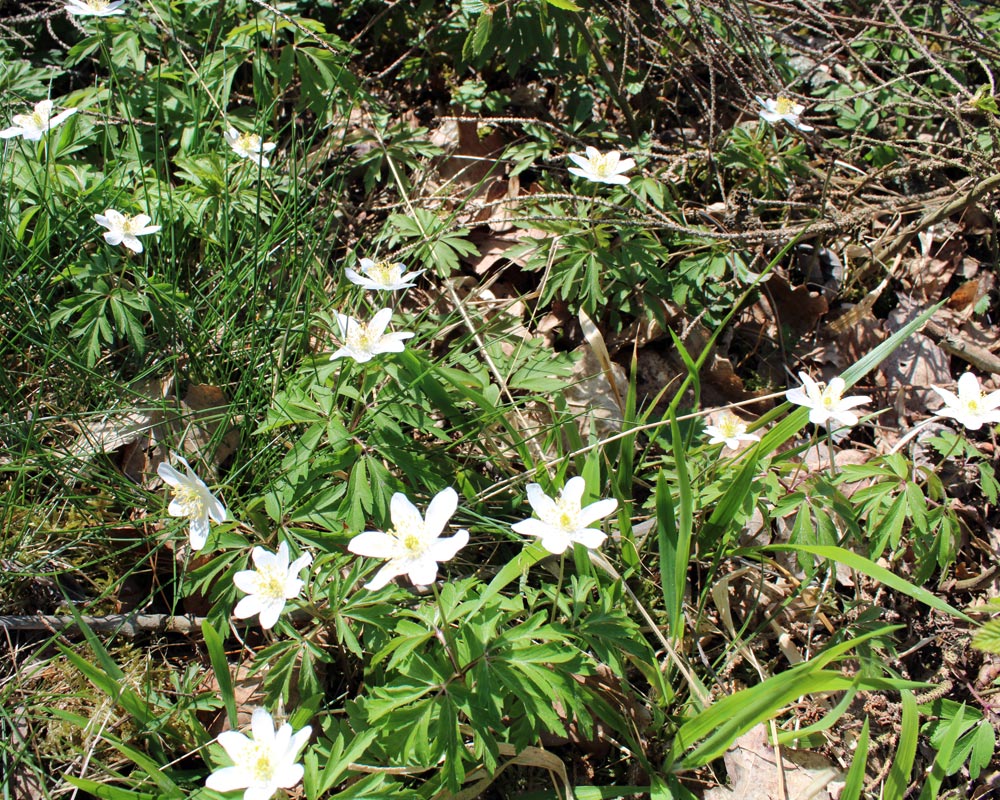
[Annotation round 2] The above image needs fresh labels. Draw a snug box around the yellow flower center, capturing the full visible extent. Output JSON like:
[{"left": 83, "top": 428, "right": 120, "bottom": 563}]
[
  {"left": 171, "top": 484, "right": 204, "bottom": 518},
  {"left": 31, "top": 111, "right": 47, "bottom": 128},
  {"left": 367, "top": 260, "right": 401, "bottom": 286},
  {"left": 717, "top": 414, "right": 742, "bottom": 438},
  {"left": 121, "top": 215, "right": 143, "bottom": 234},
  {"left": 965, "top": 397, "right": 981, "bottom": 414},
  {"left": 250, "top": 745, "right": 275, "bottom": 782},
  {"left": 238, "top": 132, "right": 262, "bottom": 154},
  {"left": 774, "top": 96, "right": 796, "bottom": 115},
  {"left": 345, "top": 323, "right": 374, "bottom": 353},
  {"left": 590, "top": 153, "right": 611, "bottom": 177},
  {"left": 257, "top": 567, "right": 285, "bottom": 600}
]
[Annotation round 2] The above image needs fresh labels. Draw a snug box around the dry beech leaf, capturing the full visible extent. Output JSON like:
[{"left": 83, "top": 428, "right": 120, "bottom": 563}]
[
  {"left": 199, "top": 662, "right": 267, "bottom": 736},
  {"left": 703, "top": 724, "right": 843, "bottom": 800},
  {"left": 565, "top": 346, "right": 628, "bottom": 437},
  {"left": 179, "top": 383, "right": 241, "bottom": 467},
  {"left": 578, "top": 307, "right": 624, "bottom": 415},
  {"left": 881, "top": 298, "right": 952, "bottom": 416},
  {"left": 68, "top": 376, "right": 168, "bottom": 460},
  {"left": 765, "top": 273, "right": 829, "bottom": 335}
]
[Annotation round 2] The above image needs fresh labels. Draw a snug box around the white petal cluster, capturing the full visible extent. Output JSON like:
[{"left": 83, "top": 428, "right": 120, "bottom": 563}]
[
  {"left": 704, "top": 412, "right": 761, "bottom": 451},
  {"left": 94, "top": 209, "right": 161, "bottom": 253},
  {"left": 756, "top": 95, "right": 814, "bottom": 132},
  {"left": 224, "top": 128, "right": 277, "bottom": 168},
  {"left": 566, "top": 147, "right": 635, "bottom": 185},
  {"left": 512, "top": 477, "right": 617, "bottom": 555},
  {"left": 156, "top": 454, "right": 227, "bottom": 551},
  {"left": 931, "top": 372, "right": 1000, "bottom": 431},
  {"left": 348, "top": 488, "right": 469, "bottom": 590},
  {"left": 345, "top": 257, "right": 423, "bottom": 292},
  {"left": 786, "top": 372, "right": 869, "bottom": 429},
  {"left": 330, "top": 308, "right": 414, "bottom": 363},
  {"left": 206, "top": 708, "right": 311, "bottom": 800},
  {"left": 233, "top": 542, "right": 313, "bottom": 630},
  {"left": 0, "top": 100, "right": 77, "bottom": 141},
  {"left": 65, "top": 0, "right": 126, "bottom": 16}
]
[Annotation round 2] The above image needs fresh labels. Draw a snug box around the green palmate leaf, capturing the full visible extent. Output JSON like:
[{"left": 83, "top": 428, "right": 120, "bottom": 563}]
[
  {"left": 918, "top": 704, "right": 965, "bottom": 800},
  {"left": 884, "top": 690, "right": 918, "bottom": 800},
  {"left": 756, "top": 544, "right": 972, "bottom": 622}
]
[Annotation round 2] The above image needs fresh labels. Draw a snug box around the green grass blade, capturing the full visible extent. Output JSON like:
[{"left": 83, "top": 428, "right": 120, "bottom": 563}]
[
  {"left": 917, "top": 704, "right": 965, "bottom": 800},
  {"left": 840, "top": 717, "right": 870, "bottom": 800},
  {"left": 202, "top": 620, "right": 238, "bottom": 730},
  {"left": 884, "top": 689, "right": 918, "bottom": 800},
  {"left": 756, "top": 544, "right": 972, "bottom": 622}
]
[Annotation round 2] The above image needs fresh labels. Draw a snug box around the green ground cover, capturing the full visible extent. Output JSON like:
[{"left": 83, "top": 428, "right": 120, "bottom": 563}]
[{"left": 4, "top": 0, "right": 1000, "bottom": 797}]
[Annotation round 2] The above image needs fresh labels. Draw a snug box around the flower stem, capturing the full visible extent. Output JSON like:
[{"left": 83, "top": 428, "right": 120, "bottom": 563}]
[
  {"left": 550, "top": 552, "right": 567, "bottom": 624},
  {"left": 430, "top": 583, "right": 461, "bottom": 673}
]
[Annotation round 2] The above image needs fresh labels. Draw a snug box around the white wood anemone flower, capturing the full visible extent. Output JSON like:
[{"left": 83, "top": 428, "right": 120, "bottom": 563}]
[
  {"left": 65, "top": 0, "right": 125, "bottom": 15},
  {"left": 0, "top": 100, "right": 77, "bottom": 141},
  {"left": 566, "top": 146, "right": 635, "bottom": 185},
  {"left": 345, "top": 257, "right": 423, "bottom": 291},
  {"left": 786, "top": 371, "right": 869, "bottom": 429},
  {"left": 348, "top": 488, "right": 469, "bottom": 591},
  {"left": 224, "top": 127, "right": 277, "bottom": 168},
  {"left": 94, "top": 209, "right": 161, "bottom": 253},
  {"left": 206, "top": 708, "right": 312, "bottom": 800},
  {"left": 755, "top": 95, "right": 814, "bottom": 132},
  {"left": 156, "top": 454, "right": 227, "bottom": 551},
  {"left": 329, "top": 307, "right": 414, "bottom": 363},
  {"left": 512, "top": 476, "right": 618, "bottom": 555},
  {"left": 931, "top": 372, "right": 1000, "bottom": 431},
  {"left": 233, "top": 542, "right": 312, "bottom": 630},
  {"left": 704, "top": 412, "right": 761, "bottom": 451}
]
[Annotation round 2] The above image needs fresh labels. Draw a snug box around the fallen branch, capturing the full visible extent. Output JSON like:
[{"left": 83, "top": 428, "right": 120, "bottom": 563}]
[{"left": 0, "top": 613, "right": 208, "bottom": 637}]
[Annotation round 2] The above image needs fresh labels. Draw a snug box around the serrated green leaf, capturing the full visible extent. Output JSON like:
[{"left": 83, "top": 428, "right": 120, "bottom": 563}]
[{"left": 972, "top": 619, "right": 1000, "bottom": 653}]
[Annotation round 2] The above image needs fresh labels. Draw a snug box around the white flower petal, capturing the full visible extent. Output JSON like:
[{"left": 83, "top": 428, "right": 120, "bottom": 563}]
[
  {"left": 577, "top": 497, "right": 617, "bottom": 528},
  {"left": 422, "top": 487, "right": 458, "bottom": 538},
  {"left": 206, "top": 765, "right": 250, "bottom": 793},
  {"left": 363, "top": 561, "right": 402, "bottom": 591},
  {"left": 233, "top": 594, "right": 264, "bottom": 620}
]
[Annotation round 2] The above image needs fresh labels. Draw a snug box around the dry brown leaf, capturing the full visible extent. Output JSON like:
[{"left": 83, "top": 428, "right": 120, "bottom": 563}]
[
  {"left": 199, "top": 663, "right": 267, "bottom": 736},
  {"left": 178, "top": 383, "right": 241, "bottom": 467},
  {"left": 881, "top": 298, "right": 952, "bottom": 416},
  {"left": 703, "top": 725, "right": 843, "bottom": 800},
  {"left": 68, "top": 376, "right": 168, "bottom": 460},
  {"left": 565, "top": 346, "right": 628, "bottom": 437},
  {"left": 905, "top": 236, "right": 966, "bottom": 300},
  {"left": 765, "top": 273, "right": 829, "bottom": 336},
  {"left": 431, "top": 119, "right": 509, "bottom": 194}
]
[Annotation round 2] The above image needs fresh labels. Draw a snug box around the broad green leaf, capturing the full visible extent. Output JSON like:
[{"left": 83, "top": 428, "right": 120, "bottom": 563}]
[{"left": 918, "top": 704, "right": 964, "bottom": 800}]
